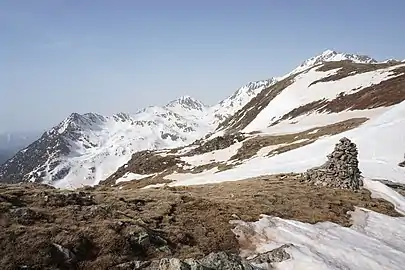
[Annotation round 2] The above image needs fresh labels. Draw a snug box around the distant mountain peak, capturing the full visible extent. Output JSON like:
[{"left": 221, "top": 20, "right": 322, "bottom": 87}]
[
  {"left": 165, "top": 95, "right": 206, "bottom": 111},
  {"left": 321, "top": 49, "right": 337, "bottom": 56}
]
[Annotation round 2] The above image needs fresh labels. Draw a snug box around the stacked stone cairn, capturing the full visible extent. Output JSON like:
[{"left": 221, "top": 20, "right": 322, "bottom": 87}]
[{"left": 304, "top": 137, "right": 363, "bottom": 190}]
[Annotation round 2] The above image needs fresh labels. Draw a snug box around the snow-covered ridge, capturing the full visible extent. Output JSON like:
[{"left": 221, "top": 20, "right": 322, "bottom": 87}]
[{"left": 211, "top": 78, "right": 277, "bottom": 123}]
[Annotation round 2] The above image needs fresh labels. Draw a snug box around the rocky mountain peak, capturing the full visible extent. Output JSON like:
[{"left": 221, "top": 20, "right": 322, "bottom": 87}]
[
  {"left": 291, "top": 49, "right": 378, "bottom": 75},
  {"left": 50, "top": 113, "right": 106, "bottom": 135}
]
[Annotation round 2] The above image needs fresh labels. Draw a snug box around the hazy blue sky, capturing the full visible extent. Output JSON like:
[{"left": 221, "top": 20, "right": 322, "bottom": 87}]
[{"left": 1, "top": 0, "right": 404, "bottom": 132}]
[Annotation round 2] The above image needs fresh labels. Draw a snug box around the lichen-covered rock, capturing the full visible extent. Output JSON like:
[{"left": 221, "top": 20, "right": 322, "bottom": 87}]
[
  {"left": 116, "top": 252, "right": 262, "bottom": 270},
  {"left": 304, "top": 137, "right": 363, "bottom": 190}
]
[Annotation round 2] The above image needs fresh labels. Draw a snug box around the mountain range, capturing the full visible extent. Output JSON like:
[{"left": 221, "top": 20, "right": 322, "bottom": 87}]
[
  {"left": 0, "top": 49, "right": 404, "bottom": 189},
  {"left": 1, "top": 49, "right": 405, "bottom": 270}
]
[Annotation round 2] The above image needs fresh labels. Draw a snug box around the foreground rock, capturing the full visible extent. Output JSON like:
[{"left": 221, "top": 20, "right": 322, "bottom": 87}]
[{"left": 304, "top": 137, "right": 363, "bottom": 190}]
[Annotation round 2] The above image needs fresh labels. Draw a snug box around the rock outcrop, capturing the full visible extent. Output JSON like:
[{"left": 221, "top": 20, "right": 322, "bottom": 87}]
[
  {"left": 114, "top": 251, "right": 262, "bottom": 270},
  {"left": 399, "top": 154, "right": 405, "bottom": 167},
  {"left": 304, "top": 137, "right": 363, "bottom": 190},
  {"left": 188, "top": 133, "right": 246, "bottom": 155}
]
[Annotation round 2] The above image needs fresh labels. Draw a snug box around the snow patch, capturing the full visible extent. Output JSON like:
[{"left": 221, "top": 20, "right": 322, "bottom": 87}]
[{"left": 115, "top": 172, "right": 155, "bottom": 184}]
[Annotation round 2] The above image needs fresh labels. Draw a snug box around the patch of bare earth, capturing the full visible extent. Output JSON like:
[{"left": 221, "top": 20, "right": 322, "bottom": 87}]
[
  {"left": 104, "top": 151, "right": 185, "bottom": 185},
  {"left": 0, "top": 176, "right": 400, "bottom": 269},
  {"left": 231, "top": 118, "right": 368, "bottom": 161},
  {"left": 273, "top": 64, "right": 405, "bottom": 124}
]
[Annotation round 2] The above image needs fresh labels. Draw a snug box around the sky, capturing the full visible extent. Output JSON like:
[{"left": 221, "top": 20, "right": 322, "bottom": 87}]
[{"left": 1, "top": 0, "right": 404, "bottom": 132}]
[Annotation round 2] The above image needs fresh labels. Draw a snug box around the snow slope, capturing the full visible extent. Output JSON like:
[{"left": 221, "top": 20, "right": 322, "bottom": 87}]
[
  {"left": 232, "top": 206, "right": 405, "bottom": 270},
  {"left": 244, "top": 63, "right": 404, "bottom": 132}
]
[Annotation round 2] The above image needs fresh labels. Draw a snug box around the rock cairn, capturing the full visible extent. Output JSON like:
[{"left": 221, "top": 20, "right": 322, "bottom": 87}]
[{"left": 304, "top": 137, "right": 363, "bottom": 190}]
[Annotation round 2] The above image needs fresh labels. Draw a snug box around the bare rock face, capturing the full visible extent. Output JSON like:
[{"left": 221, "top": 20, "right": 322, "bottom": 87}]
[{"left": 304, "top": 137, "right": 363, "bottom": 190}]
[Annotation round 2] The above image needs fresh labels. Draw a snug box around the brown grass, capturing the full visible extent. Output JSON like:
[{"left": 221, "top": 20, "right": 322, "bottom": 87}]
[
  {"left": 321, "top": 66, "right": 405, "bottom": 112},
  {"left": 0, "top": 175, "right": 401, "bottom": 269}
]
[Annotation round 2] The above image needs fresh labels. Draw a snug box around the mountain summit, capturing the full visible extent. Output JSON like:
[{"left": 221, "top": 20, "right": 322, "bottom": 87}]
[{"left": 291, "top": 49, "right": 378, "bottom": 75}]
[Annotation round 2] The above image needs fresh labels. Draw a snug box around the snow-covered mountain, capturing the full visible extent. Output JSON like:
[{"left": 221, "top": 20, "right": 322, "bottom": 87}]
[
  {"left": 0, "top": 49, "right": 401, "bottom": 188},
  {"left": 0, "top": 80, "right": 279, "bottom": 187},
  {"left": 0, "top": 97, "right": 215, "bottom": 187}
]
